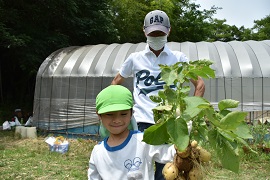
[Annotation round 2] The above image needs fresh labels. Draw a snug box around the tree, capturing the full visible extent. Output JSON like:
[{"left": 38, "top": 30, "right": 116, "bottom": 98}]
[
  {"left": 168, "top": 1, "right": 220, "bottom": 42},
  {"left": 108, "top": 0, "right": 220, "bottom": 43},
  {"left": 206, "top": 19, "right": 242, "bottom": 42},
  {"left": 0, "top": 0, "right": 118, "bottom": 114},
  {"left": 252, "top": 15, "right": 270, "bottom": 40},
  {"left": 109, "top": 0, "right": 150, "bottom": 43},
  {"left": 238, "top": 26, "right": 254, "bottom": 41}
]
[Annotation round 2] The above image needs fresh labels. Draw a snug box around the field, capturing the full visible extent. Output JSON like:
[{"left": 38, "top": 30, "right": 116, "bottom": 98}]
[{"left": 0, "top": 130, "right": 269, "bottom": 180}]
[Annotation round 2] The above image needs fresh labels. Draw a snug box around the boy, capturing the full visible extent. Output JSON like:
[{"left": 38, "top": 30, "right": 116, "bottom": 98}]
[{"left": 88, "top": 85, "right": 175, "bottom": 180}]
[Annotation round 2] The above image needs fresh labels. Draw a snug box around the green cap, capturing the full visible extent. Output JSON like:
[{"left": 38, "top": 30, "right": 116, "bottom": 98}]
[{"left": 96, "top": 85, "right": 133, "bottom": 114}]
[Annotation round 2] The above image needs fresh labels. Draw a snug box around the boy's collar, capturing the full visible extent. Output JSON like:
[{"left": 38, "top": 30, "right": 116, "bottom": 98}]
[{"left": 103, "top": 130, "right": 133, "bottom": 152}]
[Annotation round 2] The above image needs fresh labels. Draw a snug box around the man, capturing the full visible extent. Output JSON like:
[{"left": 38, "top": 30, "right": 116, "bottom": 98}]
[{"left": 111, "top": 10, "right": 205, "bottom": 180}]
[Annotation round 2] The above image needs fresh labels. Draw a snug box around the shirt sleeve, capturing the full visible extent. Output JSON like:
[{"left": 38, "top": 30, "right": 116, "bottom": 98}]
[
  {"left": 119, "top": 54, "right": 134, "bottom": 78},
  {"left": 148, "top": 144, "right": 176, "bottom": 164},
  {"left": 88, "top": 148, "right": 102, "bottom": 180},
  {"left": 172, "top": 51, "right": 189, "bottom": 63},
  {"left": 180, "top": 53, "right": 189, "bottom": 63}
]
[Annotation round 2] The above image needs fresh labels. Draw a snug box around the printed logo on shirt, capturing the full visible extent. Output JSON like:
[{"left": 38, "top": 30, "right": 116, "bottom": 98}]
[
  {"left": 125, "top": 157, "right": 143, "bottom": 179},
  {"left": 135, "top": 70, "right": 175, "bottom": 95},
  {"left": 124, "top": 157, "right": 142, "bottom": 171}
]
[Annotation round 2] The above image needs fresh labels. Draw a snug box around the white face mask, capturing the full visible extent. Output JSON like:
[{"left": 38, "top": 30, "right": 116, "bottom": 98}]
[{"left": 146, "top": 35, "right": 167, "bottom": 51}]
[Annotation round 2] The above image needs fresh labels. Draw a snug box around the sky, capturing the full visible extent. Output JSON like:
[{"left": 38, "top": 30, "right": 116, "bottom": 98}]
[{"left": 193, "top": 0, "right": 270, "bottom": 28}]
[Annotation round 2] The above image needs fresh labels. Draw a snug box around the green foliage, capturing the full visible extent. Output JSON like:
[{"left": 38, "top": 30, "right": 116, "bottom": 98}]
[
  {"left": 249, "top": 123, "right": 270, "bottom": 145},
  {"left": 169, "top": 1, "right": 220, "bottom": 42},
  {"left": 252, "top": 15, "right": 270, "bottom": 40},
  {"left": 0, "top": 0, "right": 118, "bottom": 108},
  {"left": 109, "top": 0, "right": 149, "bottom": 43},
  {"left": 142, "top": 60, "right": 254, "bottom": 173}
]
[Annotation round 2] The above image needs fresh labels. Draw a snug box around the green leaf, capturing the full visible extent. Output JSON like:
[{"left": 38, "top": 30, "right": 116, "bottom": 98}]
[
  {"left": 167, "top": 117, "right": 189, "bottom": 151},
  {"left": 187, "top": 72, "right": 198, "bottom": 80},
  {"left": 188, "top": 59, "right": 215, "bottom": 79},
  {"left": 201, "top": 66, "right": 216, "bottom": 78},
  {"left": 158, "top": 90, "right": 166, "bottom": 101},
  {"left": 152, "top": 109, "right": 164, "bottom": 123},
  {"left": 180, "top": 86, "right": 190, "bottom": 94},
  {"left": 208, "top": 129, "right": 220, "bottom": 150},
  {"left": 220, "top": 140, "right": 240, "bottom": 173},
  {"left": 160, "top": 66, "right": 178, "bottom": 85},
  {"left": 209, "top": 129, "right": 240, "bottom": 173},
  {"left": 143, "top": 122, "right": 170, "bottom": 145},
  {"left": 218, "top": 128, "right": 236, "bottom": 142},
  {"left": 235, "top": 136, "right": 252, "bottom": 149},
  {"left": 189, "top": 66, "right": 215, "bottom": 79},
  {"left": 190, "top": 59, "right": 214, "bottom": 67},
  {"left": 153, "top": 105, "right": 172, "bottom": 112},
  {"left": 204, "top": 109, "right": 222, "bottom": 128},
  {"left": 197, "top": 103, "right": 212, "bottom": 109},
  {"left": 218, "top": 99, "right": 239, "bottom": 111},
  {"left": 191, "top": 124, "right": 208, "bottom": 142},
  {"left": 184, "top": 96, "right": 210, "bottom": 108},
  {"left": 177, "top": 71, "right": 186, "bottom": 83},
  {"left": 233, "top": 122, "right": 253, "bottom": 139},
  {"left": 219, "top": 109, "right": 231, "bottom": 118},
  {"left": 149, "top": 95, "right": 162, "bottom": 103},
  {"left": 182, "top": 96, "right": 210, "bottom": 119},
  {"left": 164, "top": 88, "right": 177, "bottom": 104},
  {"left": 220, "top": 111, "right": 248, "bottom": 130}
]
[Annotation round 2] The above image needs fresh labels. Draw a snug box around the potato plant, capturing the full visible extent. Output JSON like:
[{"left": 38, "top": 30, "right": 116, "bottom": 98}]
[{"left": 142, "top": 60, "right": 254, "bottom": 179}]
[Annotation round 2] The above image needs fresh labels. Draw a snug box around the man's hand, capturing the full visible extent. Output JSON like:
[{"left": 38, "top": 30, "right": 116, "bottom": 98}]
[
  {"left": 111, "top": 72, "right": 125, "bottom": 85},
  {"left": 191, "top": 76, "right": 205, "bottom": 97}
]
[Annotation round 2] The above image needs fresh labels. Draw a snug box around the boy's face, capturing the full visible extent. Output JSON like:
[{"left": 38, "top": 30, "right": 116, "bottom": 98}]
[{"left": 99, "top": 109, "right": 132, "bottom": 135}]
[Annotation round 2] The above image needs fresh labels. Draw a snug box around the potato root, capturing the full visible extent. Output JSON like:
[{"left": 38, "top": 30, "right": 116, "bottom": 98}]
[
  {"left": 174, "top": 154, "right": 193, "bottom": 173},
  {"left": 175, "top": 174, "right": 186, "bottom": 180},
  {"left": 190, "top": 147, "right": 200, "bottom": 159}
]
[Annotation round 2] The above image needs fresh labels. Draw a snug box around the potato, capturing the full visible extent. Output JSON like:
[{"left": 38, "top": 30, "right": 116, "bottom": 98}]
[
  {"left": 191, "top": 140, "right": 198, "bottom": 148},
  {"left": 162, "top": 162, "right": 179, "bottom": 180},
  {"left": 196, "top": 145, "right": 202, "bottom": 151},
  {"left": 188, "top": 167, "right": 203, "bottom": 180},
  {"left": 199, "top": 148, "right": 211, "bottom": 162}
]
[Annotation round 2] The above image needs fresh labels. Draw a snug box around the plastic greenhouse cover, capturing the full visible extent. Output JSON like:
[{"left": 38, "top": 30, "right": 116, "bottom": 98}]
[{"left": 33, "top": 40, "right": 270, "bottom": 132}]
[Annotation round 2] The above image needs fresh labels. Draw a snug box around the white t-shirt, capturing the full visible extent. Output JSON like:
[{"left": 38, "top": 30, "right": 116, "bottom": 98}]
[
  {"left": 88, "top": 130, "right": 175, "bottom": 180},
  {"left": 119, "top": 44, "right": 189, "bottom": 124}
]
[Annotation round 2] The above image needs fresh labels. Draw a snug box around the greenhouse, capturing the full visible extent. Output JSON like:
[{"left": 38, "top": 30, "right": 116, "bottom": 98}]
[{"left": 32, "top": 40, "right": 270, "bottom": 135}]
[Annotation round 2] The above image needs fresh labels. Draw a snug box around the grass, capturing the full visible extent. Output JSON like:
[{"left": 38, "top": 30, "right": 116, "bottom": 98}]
[
  {"left": 202, "top": 149, "right": 270, "bottom": 180},
  {"left": 0, "top": 130, "right": 270, "bottom": 180},
  {"left": 0, "top": 130, "right": 97, "bottom": 180}
]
